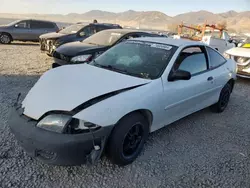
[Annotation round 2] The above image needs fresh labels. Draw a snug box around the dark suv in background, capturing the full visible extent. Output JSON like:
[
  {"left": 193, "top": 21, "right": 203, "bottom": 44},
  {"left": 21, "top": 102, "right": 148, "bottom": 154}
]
[
  {"left": 39, "top": 22, "right": 122, "bottom": 55},
  {"left": 0, "top": 19, "right": 59, "bottom": 44}
]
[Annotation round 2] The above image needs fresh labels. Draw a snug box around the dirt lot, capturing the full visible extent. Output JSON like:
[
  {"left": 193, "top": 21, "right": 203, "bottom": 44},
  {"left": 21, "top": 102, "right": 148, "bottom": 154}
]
[{"left": 1, "top": 42, "right": 250, "bottom": 188}]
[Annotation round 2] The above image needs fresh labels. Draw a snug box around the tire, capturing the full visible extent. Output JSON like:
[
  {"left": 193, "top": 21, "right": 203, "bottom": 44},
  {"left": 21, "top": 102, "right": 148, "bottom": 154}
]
[
  {"left": 0, "top": 33, "right": 11, "bottom": 44},
  {"left": 210, "top": 83, "right": 231, "bottom": 113},
  {"left": 106, "top": 112, "right": 149, "bottom": 166}
]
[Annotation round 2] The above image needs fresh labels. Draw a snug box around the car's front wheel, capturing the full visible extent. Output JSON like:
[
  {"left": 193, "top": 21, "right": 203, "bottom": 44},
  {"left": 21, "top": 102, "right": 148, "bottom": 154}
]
[
  {"left": 0, "top": 33, "right": 12, "bottom": 44},
  {"left": 210, "top": 83, "right": 232, "bottom": 113},
  {"left": 106, "top": 112, "right": 149, "bottom": 166}
]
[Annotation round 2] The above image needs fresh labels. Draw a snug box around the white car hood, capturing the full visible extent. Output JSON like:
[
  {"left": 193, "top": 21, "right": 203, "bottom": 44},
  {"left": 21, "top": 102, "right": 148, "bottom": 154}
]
[
  {"left": 226, "top": 47, "right": 250, "bottom": 58},
  {"left": 22, "top": 64, "right": 150, "bottom": 120}
]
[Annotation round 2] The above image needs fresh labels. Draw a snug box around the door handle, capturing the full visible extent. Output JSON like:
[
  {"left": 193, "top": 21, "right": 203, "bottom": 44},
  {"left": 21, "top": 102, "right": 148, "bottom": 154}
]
[{"left": 207, "top": 76, "right": 213, "bottom": 81}]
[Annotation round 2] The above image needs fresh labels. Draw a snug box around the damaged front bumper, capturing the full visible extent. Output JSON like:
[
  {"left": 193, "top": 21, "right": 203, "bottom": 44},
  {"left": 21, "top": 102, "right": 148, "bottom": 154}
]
[
  {"left": 40, "top": 38, "right": 56, "bottom": 55},
  {"left": 9, "top": 107, "right": 113, "bottom": 166},
  {"left": 237, "top": 65, "right": 250, "bottom": 79}
]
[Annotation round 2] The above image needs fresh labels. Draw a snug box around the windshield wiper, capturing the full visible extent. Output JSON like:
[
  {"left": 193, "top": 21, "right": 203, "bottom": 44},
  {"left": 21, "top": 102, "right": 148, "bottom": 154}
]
[
  {"left": 96, "top": 64, "right": 126, "bottom": 73},
  {"left": 91, "top": 61, "right": 151, "bottom": 79}
]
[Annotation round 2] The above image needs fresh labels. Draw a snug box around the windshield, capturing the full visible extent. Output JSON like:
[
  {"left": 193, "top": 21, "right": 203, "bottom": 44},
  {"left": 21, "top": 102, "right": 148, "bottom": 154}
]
[
  {"left": 83, "top": 30, "right": 123, "bottom": 46},
  {"left": 242, "top": 38, "right": 250, "bottom": 48},
  {"left": 59, "top": 24, "right": 86, "bottom": 34},
  {"left": 89, "top": 41, "right": 177, "bottom": 79},
  {"left": 6, "top": 20, "right": 20, "bottom": 26}
]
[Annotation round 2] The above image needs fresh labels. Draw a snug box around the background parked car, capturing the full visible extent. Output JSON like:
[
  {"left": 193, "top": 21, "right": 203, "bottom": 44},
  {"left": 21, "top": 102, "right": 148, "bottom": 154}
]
[
  {"left": 39, "top": 22, "right": 122, "bottom": 56},
  {"left": 0, "top": 19, "right": 59, "bottom": 44},
  {"left": 52, "top": 29, "right": 162, "bottom": 68},
  {"left": 224, "top": 38, "right": 250, "bottom": 78}
]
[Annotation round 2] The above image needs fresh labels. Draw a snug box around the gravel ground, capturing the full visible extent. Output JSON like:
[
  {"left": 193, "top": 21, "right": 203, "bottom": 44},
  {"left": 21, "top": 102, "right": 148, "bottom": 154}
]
[{"left": 1, "top": 42, "right": 250, "bottom": 188}]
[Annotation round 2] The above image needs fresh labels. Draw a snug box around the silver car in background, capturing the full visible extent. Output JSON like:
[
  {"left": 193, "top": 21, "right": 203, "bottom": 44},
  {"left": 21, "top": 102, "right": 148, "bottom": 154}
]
[{"left": 0, "top": 19, "right": 59, "bottom": 44}]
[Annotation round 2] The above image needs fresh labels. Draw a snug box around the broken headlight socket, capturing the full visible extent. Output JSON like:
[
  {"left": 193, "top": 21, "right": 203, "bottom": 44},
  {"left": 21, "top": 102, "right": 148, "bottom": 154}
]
[
  {"left": 66, "top": 119, "right": 101, "bottom": 151},
  {"left": 66, "top": 119, "right": 101, "bottom": 134}
]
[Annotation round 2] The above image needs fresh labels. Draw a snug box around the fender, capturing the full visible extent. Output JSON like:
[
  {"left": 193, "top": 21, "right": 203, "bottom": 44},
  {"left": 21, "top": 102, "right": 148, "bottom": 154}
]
[{"left": 73, "top": 79, "right": 165, "bottom": 132}]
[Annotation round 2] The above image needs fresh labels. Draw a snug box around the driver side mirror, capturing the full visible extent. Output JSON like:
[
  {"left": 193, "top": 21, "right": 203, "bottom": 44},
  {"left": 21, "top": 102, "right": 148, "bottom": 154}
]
[
  {"left": 14, "top": 24, "right": 19, "bottom": 28},
  {"left": 168, "top": 70, "right": 191, "bottom": 82},
  {"left": 79, "top": 32, "right": 85, "bottom": 37},
  {"left": 228, "top": 39, "right": 233, "bottom": 43}
]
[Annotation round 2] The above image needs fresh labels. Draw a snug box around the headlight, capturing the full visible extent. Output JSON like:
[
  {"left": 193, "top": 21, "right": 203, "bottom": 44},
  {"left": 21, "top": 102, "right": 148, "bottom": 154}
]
[
  {"left": 37, "top": 114, "right": 71, "bottom": 133},
  {"left": 71, "top": 55, "right": 92, "bottom": 63},
  {"left": 243, "top": 67, "right": 250, "bottom": 73},
  {"left": 223, "top": 53, "right": 231, "bottom": 59},
  {"left": 236, "top": 57, "right": 250, "bottom": 66}
]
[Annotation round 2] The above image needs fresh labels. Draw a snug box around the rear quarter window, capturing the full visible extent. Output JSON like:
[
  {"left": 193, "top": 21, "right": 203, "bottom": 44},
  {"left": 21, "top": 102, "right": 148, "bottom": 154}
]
[
  {"left": 31, "top": 21, "right": 56, "bottom": 29},
  {"left": 206, "top": 47, "right": 226, "bottom": 69},
  {"left": 40, "top": 22, "right": 56, "bottom": 29}
]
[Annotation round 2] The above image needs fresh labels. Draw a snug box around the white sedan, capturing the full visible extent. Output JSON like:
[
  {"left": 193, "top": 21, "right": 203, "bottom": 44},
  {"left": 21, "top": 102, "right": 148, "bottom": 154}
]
[{"left": 9, "top": 38, "right": 237, "bottom": 166}]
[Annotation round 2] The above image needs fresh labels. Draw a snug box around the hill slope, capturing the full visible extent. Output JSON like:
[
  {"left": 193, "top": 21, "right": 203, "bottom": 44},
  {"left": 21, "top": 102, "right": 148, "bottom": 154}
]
[{"left": 0, "top": 10, "right": 249, "bottom": 32}]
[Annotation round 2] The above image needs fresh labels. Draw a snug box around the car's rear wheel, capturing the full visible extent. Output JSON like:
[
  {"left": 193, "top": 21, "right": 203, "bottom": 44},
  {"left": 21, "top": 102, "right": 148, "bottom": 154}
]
[
  {"left": 210, "top": 83, "right": 231, "bottom": 113},
  {"left": 106, "top": 112, "right": 149, "bottom": 166},
  {"left": 0, "top": 33, "right": 11, "bottom": 44}
]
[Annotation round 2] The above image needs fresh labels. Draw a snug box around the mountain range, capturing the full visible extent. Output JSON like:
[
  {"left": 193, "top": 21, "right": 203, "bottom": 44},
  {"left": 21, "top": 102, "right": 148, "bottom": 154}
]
[{"left": 0, "top": 10, "right": 249, "bottom": 32}]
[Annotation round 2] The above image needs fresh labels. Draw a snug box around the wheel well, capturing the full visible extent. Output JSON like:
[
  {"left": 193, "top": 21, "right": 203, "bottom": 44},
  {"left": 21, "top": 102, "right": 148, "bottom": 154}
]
[
  {"left": 0, "top": 32, "right": 13, "bottom": 41},
  {"left": 117, "top": 109, "right": 153, "bottom": 129},
  {"left": 227, "top": 79, "right": 235, "bottom": 92}
]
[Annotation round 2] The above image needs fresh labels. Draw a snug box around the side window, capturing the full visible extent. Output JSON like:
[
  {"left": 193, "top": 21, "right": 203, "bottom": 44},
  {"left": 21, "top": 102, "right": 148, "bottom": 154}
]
[
  {"left": 174, "top": 47, "right": 208, "bottom": 75},
  {"left": 82, "top": 26, "right": 96, "bottom": 36},
  {"left": 40, "top": 22, "right": 55, "bottom": 29},
  {"left": 16, "top": 21, "right": 30, "bottom": 29},
  {"left": 125, "top": 34, "right": 140, "bottom": 40},
  {"left": 31, "top": 21, "right": 43, "bottom": 29},
  {"left": 206, "top": 47, "right": 226, "bottom": 69},
  {"left": 137, "top": 33, "right": 150, "bottom": 38},
  {"left": 96, "top": 25, "right": 108, "bottom": 32}
]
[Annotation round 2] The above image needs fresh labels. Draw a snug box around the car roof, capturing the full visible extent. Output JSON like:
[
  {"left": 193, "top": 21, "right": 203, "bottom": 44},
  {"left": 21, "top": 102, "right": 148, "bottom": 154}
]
[
  {"left": 76, "top": 22, "right": 121, "bottom": 27},
  {"left": 20, "top": 19, "right": 56, "bottom": 23},
  {"left": 130, "top": 37, "right": 205, "bottom": 47},
  {"left": 100, "top": 29, "right": 158, "bottom": 35},
  {"left": 91, "top": 23, "right": 121, "bottom": 27}
]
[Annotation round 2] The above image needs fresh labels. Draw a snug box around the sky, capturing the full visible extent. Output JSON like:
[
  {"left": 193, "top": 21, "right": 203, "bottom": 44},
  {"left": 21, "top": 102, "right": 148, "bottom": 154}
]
[{"left": 1, "top": 0, "right": 250, "bottom": 16}]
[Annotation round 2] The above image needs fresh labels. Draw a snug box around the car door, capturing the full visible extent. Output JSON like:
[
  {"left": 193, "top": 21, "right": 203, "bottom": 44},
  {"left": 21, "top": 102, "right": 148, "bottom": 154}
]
[
  {"left": 11, "top": 20, "right": 31, "bottom": 40},
  {"left": 30, "top": 21, "right": 56, "bottom": 40},
  {"left": 29, "top": 20, "right": 44, "bottom": 40},
  {"left": 206, "top": 46, "right": 229, "bottom": 101},
  {"left": 161, "top": 46, "right": 217, "bottom": 126}
]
